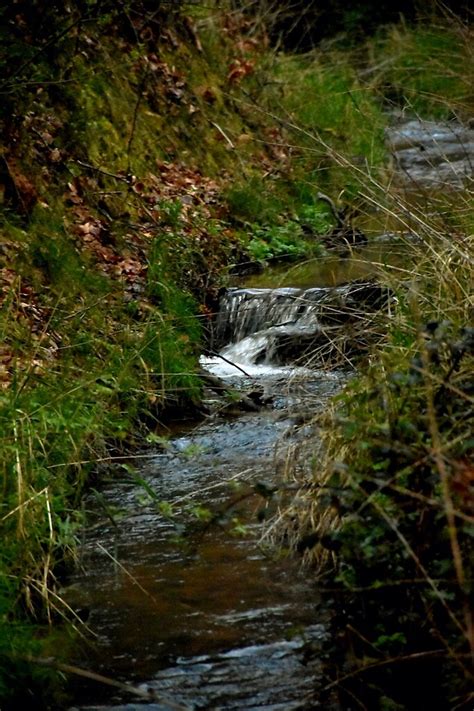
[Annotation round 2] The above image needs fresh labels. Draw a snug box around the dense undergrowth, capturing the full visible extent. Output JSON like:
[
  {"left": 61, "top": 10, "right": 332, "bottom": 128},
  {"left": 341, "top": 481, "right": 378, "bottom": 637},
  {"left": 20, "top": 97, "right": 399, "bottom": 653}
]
[
  {"left": 285, "top": 236, "right": 473, "bottom": 709},
  {"left": 267, "top": 15, "right": 474, "bottom": 710},
  {"left": 0, "top": 0, "right": 473, "bottom": 706}
]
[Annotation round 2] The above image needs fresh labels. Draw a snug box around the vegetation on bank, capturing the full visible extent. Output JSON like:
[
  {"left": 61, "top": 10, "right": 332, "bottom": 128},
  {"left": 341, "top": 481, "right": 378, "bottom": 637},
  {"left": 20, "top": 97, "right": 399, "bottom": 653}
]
[
  {"left": 269, "top": 15, "right": 473, "bottom": 710},
  {"left": 0, "top": 0, "right": 472, "bottom": 706},
  {"left": 280, "top": 234, "right": 473, "bottom": 708},
  {"left": 0, "top": 2, "right": 355, "bottom": 703}
]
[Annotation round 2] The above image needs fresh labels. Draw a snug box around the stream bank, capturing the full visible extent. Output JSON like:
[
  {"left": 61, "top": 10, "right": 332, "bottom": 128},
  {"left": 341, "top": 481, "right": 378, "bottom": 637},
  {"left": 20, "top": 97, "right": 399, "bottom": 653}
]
[
  {"left": 2, "top": 4, "right": 472, "bottom": 703},
  {"left": 67, "top": 114, "right": 473, "bottom": 709}
]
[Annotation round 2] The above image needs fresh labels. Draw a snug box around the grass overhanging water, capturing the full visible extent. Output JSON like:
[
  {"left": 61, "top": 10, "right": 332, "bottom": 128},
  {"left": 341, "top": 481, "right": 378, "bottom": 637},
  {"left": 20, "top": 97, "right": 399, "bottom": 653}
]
[{"left": 0, "top": 1, "right": 473, "bottom": 706}]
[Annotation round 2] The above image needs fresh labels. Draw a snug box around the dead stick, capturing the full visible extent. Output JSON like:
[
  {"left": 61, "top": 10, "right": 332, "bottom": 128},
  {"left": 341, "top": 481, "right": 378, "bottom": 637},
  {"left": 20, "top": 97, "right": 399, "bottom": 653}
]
[
  {"left": 24, "top": 656, "right": 189, "bottom": 710},
  {"left": 208, "top": 350, "right": 255, "bottom": 378}
]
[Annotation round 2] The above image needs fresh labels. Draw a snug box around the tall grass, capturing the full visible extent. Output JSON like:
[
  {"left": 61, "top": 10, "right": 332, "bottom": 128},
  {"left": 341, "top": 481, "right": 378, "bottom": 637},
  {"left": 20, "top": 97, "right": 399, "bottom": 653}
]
[
  {"left": 259, "top": 16, "right": 473, "bottom": 708},
  {"left": 371, "top": 20, "right": 474, "bottom": 119},
  {"left": 0, "top": 226, "right": 203, "bottom": 701}
]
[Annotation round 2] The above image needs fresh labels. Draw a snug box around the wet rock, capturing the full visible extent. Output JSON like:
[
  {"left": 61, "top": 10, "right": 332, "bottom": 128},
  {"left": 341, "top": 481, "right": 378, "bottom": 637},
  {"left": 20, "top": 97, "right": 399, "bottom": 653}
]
[
  {"left": 386, "top": 118, "right": 474, "bottom": 187},
  {"left": 213, "top": 281, "right": 390, "bottom": 348},
  {"left": 75, "top": 627, "right": 327, "bottom": 710}
]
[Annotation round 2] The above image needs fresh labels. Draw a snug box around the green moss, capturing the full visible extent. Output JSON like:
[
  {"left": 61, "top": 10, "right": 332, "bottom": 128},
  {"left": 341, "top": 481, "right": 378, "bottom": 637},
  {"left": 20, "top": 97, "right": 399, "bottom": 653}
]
[{"left": 225, "top": 176, "right": 286, "bottom": 224}]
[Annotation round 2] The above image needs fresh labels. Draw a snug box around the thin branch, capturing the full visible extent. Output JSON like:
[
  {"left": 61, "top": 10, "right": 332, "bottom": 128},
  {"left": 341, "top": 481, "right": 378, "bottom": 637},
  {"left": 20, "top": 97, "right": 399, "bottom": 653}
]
[
  {"left": 365, "top": 488, "right": 467, "bottom": 640},
  {"left": 24, "top": 656, "right": 190, "bottom": 710},
  {"left": 323, "top": 648, "right": 458, "bottom": 691},
  {"left": 74, "top": 160, "right": 131, "bottom": 183},
  {"left": 420, "top": 340, "right": 474, "bottom": 659},
  {"left": 126, "top": 61, "right": 151, "bottom": 174}
]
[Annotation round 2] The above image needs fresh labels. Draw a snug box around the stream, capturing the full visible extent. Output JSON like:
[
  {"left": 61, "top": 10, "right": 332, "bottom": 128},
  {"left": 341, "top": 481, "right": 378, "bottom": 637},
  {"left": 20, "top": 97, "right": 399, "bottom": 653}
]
[
  {"left": 67, "top": 240, "right": 399, "bottom": 710},
  {"left": 67, "top": 272, "right": 353, "bottom": 710},
  {"left": 67, "top": 117, "right": 473, "bottom": 711}
]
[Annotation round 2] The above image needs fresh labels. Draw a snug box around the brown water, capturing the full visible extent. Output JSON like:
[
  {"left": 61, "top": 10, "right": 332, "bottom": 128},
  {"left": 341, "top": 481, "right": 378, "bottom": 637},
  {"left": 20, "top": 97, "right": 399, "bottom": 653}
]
[
  {"left": 66, "top": 232, "right": 415, "bottom": 710},
  {"left": 67, "top": 376, "right": 343, "bottom": 710},
  {"left": 242, "top": 239, "right": 412, "bottom": 290}
]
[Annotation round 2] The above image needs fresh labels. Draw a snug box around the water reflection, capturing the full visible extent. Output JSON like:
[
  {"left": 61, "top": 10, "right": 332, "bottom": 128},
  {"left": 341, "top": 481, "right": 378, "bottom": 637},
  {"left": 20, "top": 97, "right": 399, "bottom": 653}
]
[{"left": 242, "top": 239, "right": 411, "bottom": 289}]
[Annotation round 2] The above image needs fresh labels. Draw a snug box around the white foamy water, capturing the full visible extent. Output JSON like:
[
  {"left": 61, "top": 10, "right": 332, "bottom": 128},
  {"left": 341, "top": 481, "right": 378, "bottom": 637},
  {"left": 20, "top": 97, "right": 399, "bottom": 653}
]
[{"left": 200, "top": 353, "right": 313, "bottom": 379}]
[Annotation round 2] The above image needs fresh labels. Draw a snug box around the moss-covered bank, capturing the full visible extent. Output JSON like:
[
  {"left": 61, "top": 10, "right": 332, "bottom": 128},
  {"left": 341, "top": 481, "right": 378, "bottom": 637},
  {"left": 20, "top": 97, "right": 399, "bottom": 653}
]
[
  {"left": 0, "top": 4, "right": 246, "bottom": 704},
  {"left": 0, "top": 2, "right": 338, "bottom": 702},
  {"left": 1, "top": 1, "right": 473, "bottom": 706}
]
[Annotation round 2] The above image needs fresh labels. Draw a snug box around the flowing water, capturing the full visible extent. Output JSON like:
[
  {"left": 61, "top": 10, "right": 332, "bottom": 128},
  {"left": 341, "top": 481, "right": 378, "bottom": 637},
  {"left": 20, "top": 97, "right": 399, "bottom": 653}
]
[
  {"left": 385, "top": 117, "right": 474, "bottom": 187},
  {"left": 67, "top": 281, "right": 356, "bottom": 709},
  {"left": 67, "top": 117, "right": 472, "bottom": 710},
  {"left": 67, "top": 258, "right": 384, "bottom": 709},
  {"left": 67, "top": 242, "right": 405, "bottom": 710},
  {"left": 67, "top": 396, "right": 338, "bottom": 710}
]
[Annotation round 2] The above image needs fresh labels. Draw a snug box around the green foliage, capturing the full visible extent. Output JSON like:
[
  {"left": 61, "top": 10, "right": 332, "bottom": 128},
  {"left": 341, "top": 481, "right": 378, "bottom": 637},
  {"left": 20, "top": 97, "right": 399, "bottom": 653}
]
[
  {"left": 0, "top": 160, "right": 202, "bottom": 709},
  {"left": 247, "top": 221, "right": 314, "bottom": 263},
  {"left": 0, "top": 621, "right": 70, "bottom": 709},
  {"left": 225, "top": 177, "right": 286, "bottom": 224},
  {"left": 1, "top": 21, "right": 235, "bottom": 700},
  {"left": 373, "top": 24, "right": 473, "bottom": 118},
  {"left": 226, "top": 178, "right": 332, "bottom": 264},
  {"left": 263, "top": 54, "right": 387, "bottom": 197},
  {"left": 1, "top": 1, "right": 473, "bottom": 705},
  {"left": 296, "top": 203, "right": 334, "bottom": 234},
  {"left": 0, "top": 237, "right": 203, "bottom": 701},
  {"left": 318, "top": 309, "right": 473, "bottom": 706}
]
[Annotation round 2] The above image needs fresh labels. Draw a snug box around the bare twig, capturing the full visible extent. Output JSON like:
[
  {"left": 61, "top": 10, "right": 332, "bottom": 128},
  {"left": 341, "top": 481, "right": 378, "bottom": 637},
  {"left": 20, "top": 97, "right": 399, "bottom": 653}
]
[
  {"left": 74, "top": 160, "right": 131, "bottom": 183},
  {"left": 323, "top": 648, "right": 457, "bottom": 691},
  {"left": 24, "top": 656, "right": 190, "bottom": 709},
  {"left": 126, "top": 61, "right": 151, "bottom": 174}
]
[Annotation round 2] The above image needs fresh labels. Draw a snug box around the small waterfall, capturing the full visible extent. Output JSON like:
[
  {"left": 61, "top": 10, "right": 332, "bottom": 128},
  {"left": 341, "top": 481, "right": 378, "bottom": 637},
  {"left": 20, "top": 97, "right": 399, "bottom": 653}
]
[{"left": 203, "top": 281, "right": 390, "bottom": 378}]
